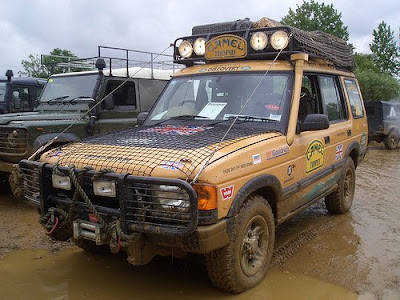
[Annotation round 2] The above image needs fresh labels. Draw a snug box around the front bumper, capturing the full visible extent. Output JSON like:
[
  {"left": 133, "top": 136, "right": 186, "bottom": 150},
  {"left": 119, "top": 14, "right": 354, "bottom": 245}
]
[
  {"left": 19, "top": 160, "right": 229, "bottom": 253},
  {"left": 0, "top": 160, "right": 14, "bottom": 173}
]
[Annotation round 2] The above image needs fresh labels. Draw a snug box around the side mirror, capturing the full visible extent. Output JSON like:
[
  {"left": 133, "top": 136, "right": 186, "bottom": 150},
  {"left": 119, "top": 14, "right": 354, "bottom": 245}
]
[
  {"left": 299, "top": 114, "right": 329, "bottom": 132},
  {"left": 103, "top": 94, "right": 115, "bottom": 110},
  {"left": 137, "top": 112, "right": 149, "bottom": 126}
]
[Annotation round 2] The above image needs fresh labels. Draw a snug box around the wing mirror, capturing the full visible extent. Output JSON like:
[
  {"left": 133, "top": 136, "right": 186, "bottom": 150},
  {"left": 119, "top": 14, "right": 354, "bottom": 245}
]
[
  {"left": 299, "top": 114, "right": 330, "bottom": 132},
  {"left": 137, "top": 112, "right": 149, "bottom": 126},
  {"left": 103, "top": 94, "right": 115, "bottom": 110}
]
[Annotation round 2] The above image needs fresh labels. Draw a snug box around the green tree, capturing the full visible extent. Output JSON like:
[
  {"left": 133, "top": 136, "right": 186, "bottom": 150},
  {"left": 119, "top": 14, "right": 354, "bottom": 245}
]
[
  {"left": 20, "top": 54, "right": 48, "bottom": 78},
  {"left": 354, "top": 53, "right": 400, "bottom": 101},
  {"left": 369, "top": 21, "right": 400, "bottom": 76},
  {"left": 281, "top": 0, "right": 349, "bottom": 40},
  {"left": 21, "top": 48, "right": 83, "bottom": 79}
]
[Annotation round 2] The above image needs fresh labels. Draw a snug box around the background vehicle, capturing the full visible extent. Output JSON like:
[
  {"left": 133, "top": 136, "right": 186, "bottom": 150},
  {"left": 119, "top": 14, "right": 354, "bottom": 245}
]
[
  {"left": 0, "top": 70, "right": 46, "bottom": 114},
  {"left": 365, "top": 101, "right": 400, "bottom": 149},
  {"left": 1, "top": 47, "right": 175, "bottom": 198},
  {"left": 20, "top": 19, "right": 367, "bottom": 293}
]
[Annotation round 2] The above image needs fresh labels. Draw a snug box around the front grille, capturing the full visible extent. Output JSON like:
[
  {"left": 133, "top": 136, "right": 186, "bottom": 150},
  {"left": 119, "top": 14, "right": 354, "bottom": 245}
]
[
  {"left": 0, "top": 127, "right": 28, "bottom": 155},
  {"left": 19, "top": 160, "right": 41, "bottom": 206},
  {"left": 19, "top": 160, "right": 198, "bottom": 236}
]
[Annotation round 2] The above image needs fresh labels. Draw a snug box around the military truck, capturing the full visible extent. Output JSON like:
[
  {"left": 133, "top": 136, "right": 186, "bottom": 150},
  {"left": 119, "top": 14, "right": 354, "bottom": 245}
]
[
  {"left": 1, "top": 47, "right": 174, "bottom": 197},
  {"left": 20, "top": 19, "right": 368, "bottom": 293},
  {"left": 365, "top": 101, "right": 400, "bottom": 149},
  {"left": 0, "top": 70, "right": 46, "bottom": 114}
]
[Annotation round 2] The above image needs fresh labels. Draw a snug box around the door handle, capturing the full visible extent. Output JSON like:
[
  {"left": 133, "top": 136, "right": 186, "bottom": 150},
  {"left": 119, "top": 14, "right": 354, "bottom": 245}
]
[
  {"left": 324, "top": 136, "right": 330, "bottom": 144},
  {"left": 347, "top": 129, "right": 352, "bottom": 137}
]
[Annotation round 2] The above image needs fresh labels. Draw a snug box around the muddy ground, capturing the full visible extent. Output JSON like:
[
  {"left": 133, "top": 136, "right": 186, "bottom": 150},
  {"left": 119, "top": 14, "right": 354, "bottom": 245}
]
[{"left": 0, "top": 143, "right": 399, "bottom": 299}]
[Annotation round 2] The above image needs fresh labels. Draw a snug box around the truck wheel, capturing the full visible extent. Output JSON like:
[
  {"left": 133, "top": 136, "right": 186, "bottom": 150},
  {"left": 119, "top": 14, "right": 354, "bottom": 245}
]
[
  {"left": 325, "top": 157, "right": 355, "bottom": 214},
  {"left": 9, "top": 167, "right": 24, "bottom": 201},
  {"left": 384, "top": 131, "right": 399, "bottom": 150},
  {"left": 74, "top": 239, "right": 110, "bottom": 254},
  {"left": 205, "top": 195, "right": 275, "bottom": 293}
]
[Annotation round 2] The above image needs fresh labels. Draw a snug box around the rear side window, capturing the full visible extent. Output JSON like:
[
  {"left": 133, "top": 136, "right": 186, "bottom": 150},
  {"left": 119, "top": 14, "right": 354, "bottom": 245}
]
[
  {"left": 344, "top": 79, "right": 364, "bottom": 118},
  {"left": 319, "top": 75, "right": 346, "bottom": 122}
]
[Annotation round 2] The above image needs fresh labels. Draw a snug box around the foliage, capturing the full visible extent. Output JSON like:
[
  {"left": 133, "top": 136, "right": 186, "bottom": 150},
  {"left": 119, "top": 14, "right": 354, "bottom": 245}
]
[
  {"left": 280, "top": 0, "right": 349, "bottom": 40},
  {"left": 21, "top": 48, "right": 84, "bottom": 79},
  {"left": 20, "top": 54, "right": 48, "bottom": 78},
  {"left": 369, "top": 21, "right": 400, "bottom": 76},
  {"left": 354, "top": 53, "right": 400, "bottom": 101}
]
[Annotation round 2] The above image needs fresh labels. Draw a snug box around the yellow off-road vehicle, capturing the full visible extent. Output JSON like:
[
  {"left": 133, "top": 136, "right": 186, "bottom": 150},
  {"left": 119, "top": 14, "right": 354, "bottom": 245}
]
[{"left": 20, "top": 18, "right": 368, "bottom": 293}]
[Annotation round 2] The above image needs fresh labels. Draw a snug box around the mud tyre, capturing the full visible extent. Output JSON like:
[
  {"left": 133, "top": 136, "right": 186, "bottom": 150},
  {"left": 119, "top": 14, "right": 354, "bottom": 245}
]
[
  {"left": 384, "top": 130, "right": 399, "bottom": 150},
  {"left": 74, "top": 239, "right": 110, "bottom": 254},
  {"left": 9, "top": 167, "right": 24, "bottom": 201},
  {"left": 325, "top": 157, "right": 355, "bottom": 214},
  {"left": 205, "top": 195, "right": 275, "bottom": 293}
]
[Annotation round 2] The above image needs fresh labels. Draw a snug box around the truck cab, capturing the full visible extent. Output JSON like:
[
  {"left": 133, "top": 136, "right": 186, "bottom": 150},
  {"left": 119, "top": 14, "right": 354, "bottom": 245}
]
[{"left": 0, "top": 70, "right": 46, "bottom": 114}]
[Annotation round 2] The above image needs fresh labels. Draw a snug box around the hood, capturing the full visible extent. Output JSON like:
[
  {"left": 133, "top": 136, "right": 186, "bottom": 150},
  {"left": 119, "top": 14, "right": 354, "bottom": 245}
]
[
  {"left": 0, "top": 111, "right": 84, "bottom": 125},
  {"left": 43, "top": 124, "right": 281, "bottom": 178}
]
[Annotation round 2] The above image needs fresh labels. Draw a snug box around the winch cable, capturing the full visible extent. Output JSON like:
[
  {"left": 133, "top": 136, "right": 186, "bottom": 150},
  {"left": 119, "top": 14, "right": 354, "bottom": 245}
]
[
  {"left": 28, "top": 45, "right": 174, "bottom": 161},
  {"left": 191, "top": 34, "right": 292, "bottom": 184}
]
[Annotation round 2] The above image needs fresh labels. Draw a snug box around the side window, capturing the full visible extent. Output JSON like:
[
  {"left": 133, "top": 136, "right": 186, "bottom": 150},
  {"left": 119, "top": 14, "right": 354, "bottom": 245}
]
[
  {"left": 12, "top": 86, "right": 30, "bottom": 108},
  {"left": 319, "top": 76, "right": 346, "bottom": 122},
  {"left": 105, "top": 81, "right": 136, "bottom": 108},
  {"left": 344, "top": 79, "right": 364, "bottom": 118},
  {"left": 299, "top": 75, "right": 320, "bottom": 121}
]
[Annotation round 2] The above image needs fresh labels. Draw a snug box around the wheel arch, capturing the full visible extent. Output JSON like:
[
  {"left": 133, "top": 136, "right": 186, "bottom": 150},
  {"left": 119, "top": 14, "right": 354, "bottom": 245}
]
[
  {"left": 32, "top": 133, "right": 80, "bottom": 151},
  {"left": 346, "top": 141, "right": 360, "bottom": 169},
  {"left": 227, "top": 174, "right": 282, "bottom": 222}
]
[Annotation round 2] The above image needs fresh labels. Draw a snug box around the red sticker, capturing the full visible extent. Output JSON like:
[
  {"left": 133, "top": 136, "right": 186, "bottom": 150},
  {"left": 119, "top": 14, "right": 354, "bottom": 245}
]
[
  {"left": 265, "top": 104, "right": 280, "bottom": 111},
  {"left": 220, "top": 185, "right": 234, "bottom": 200}
]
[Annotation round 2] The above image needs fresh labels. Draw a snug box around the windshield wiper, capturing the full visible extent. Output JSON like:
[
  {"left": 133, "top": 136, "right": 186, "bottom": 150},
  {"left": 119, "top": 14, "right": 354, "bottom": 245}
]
[
  {"left": 226, "top": 115, "right": 277, "bottom": 123},
  {"left": 46, "top": 95, "right": 69, "bottom": 105},
  {"left": 69, "top": 96, "right": 95, "bottom": 104}
]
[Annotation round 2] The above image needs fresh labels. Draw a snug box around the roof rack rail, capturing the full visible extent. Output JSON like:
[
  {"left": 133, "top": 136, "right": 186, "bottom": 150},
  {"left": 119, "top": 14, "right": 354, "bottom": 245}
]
[{"left": 41, "top": 46, "right": 182, "bottom": 77}]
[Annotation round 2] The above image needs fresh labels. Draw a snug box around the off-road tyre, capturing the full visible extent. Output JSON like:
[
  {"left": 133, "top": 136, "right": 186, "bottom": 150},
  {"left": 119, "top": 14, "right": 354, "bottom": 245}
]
[
  {"left": 325, "top": 157, "right": 355, "bottom": 214},
  {"left": 205, "top": 195, "right": 275, "bottom": 293},
  {"left": 9, "top": 166, "right": 24, "bottom": 201},
  {"left": 384, "top": 130, "right": 399, "bottom": 150},
  {"left": 74, "top": 239, "right": 110, "bottom": 254}
]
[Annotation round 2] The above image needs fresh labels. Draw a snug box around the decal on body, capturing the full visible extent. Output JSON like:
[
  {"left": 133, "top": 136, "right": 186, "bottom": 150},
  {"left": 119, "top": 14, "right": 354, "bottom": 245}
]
[
  {"left": 220, "top": 185, "right": 234, "bottom": 201},
  {"left": 305, "top": 140, "right": 324, "bottom": 173}
]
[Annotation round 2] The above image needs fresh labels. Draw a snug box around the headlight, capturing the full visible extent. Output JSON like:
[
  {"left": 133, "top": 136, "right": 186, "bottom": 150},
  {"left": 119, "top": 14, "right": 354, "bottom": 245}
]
[
  {"left": 250, "top": 32, "right": 268, "bottom": 51},
  {"left": 270, "top": 30, "right": 289, "bottom": 50},
  {"left": 153, "top": 185, "right": 189, "bottom": 212},
  {"left": 193, "top": 38, "right": 206, "bottom": 55},
  {"left": 52, "top": 174, "right": 71, "bottom": 191},
  {"left": 93, "top": 180, "right": 116, "bottom": 197},
  {"left": 178, "top": 40, "right": 193, "bottom": 58}
]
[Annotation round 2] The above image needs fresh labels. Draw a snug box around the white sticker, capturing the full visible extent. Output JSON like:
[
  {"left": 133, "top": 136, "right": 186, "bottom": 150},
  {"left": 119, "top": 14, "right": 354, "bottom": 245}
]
[
  {"left": 198, "top": 102, "right": 227, "bottom": 119},
  {"left": 335, "top": 144, "right": 343, "bottom": 161},
  {"left": 220, "top": 185, "right": 234, "bottom": 200},
  {"left": 252, "top": 154, "right": 262, "bottom": 164},
  {"left": 269, "top": 113, "right": 281, "bottom": 121},
  {"left": 389, "top": 107, "right": 397, "bottom": 117}
]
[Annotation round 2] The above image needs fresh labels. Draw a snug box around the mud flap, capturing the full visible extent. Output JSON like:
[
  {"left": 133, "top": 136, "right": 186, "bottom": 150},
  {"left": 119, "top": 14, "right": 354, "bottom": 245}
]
[{"left": 73, "top": 220, "right": 107, "bottom": 245}]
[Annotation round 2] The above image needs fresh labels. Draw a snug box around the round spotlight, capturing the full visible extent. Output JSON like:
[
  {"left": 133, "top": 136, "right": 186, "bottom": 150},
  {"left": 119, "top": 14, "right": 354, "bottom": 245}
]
[
  {"left": 178, "top": 40, "right": 193, "bottom": 58},
  {"left": 270, "top": 31, "right": 289, "bottom": 50},
  {"left": 250, "top": 32, "right": 268, "bottom": 51},
  {"left": 193, "top": 38, "right": 206, "bottom": 56}
]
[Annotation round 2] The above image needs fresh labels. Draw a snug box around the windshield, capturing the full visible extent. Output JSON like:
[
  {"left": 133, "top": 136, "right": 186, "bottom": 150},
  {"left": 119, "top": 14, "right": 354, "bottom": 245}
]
[
  {"left": 146, "top": 72, "right": 292, "bottom": 127},
  {"left": 38, "top": 74, "right": 98, "bottom": 109},
  {"left": 0, "top": 82, "right": 6, "bottom": 102}
]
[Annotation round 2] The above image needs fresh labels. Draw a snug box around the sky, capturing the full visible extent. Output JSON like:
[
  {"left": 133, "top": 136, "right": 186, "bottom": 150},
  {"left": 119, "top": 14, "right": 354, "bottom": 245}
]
[{"left": 0, "top": 0, "right": 399, "bottom": 76}]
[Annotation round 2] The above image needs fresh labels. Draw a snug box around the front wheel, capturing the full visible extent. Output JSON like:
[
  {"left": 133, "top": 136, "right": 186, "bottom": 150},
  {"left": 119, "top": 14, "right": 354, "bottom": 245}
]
[
  {"left": 205, "top": 195, "right": 275, "bottom": 293},
  {"left": 325, "top": 157, "right": 355, "bottom": 214},
  {"left": 384, "top": 131, "right": 399, "bottom": 150}
]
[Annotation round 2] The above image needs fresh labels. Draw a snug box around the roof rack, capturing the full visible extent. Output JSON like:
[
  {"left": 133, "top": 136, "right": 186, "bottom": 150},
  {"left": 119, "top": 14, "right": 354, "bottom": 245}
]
[
  {"left": 41, "top": 46, "right": 182, "bottom": 78},
  {"left": 174, "top": 18, "right": 354, "bottom": 70}
]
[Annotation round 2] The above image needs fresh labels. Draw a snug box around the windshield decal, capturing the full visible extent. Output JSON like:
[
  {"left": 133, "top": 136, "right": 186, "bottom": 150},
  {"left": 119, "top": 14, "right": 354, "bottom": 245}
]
[{"left": 139, "top": 125, "right": 213, "bottom": 136}]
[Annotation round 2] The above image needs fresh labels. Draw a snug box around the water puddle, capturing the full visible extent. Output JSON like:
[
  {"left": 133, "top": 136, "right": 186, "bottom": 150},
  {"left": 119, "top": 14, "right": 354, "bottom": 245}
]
[{"left": 0, "top": 249, "right": 356, "bottom": 300}]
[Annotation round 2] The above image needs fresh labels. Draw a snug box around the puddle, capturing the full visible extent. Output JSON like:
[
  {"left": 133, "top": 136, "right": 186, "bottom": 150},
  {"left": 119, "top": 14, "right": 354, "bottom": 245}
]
[{"left": 0, "top": 249, "right": 356, "bottom": 300}]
